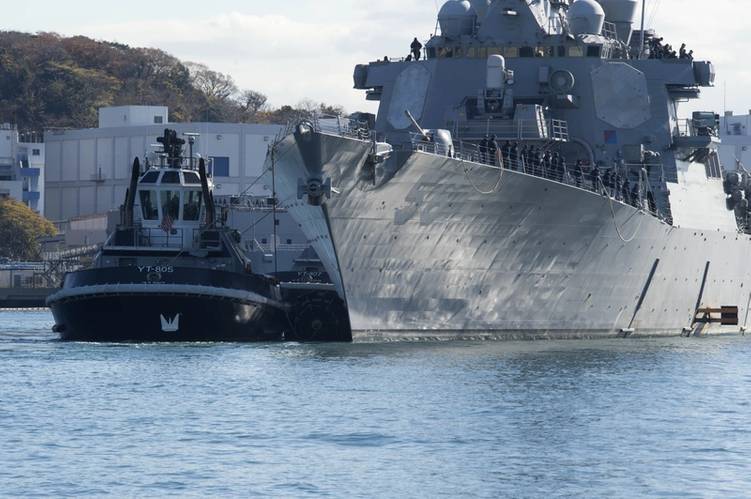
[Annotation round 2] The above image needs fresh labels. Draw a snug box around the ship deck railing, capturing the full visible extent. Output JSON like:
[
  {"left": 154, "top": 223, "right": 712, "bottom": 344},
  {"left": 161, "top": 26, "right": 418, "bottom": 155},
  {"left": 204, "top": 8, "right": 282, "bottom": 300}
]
[
  {"left": 308, "top": 116, "right": 373, "bottom": 141},
  {"left": 412, "top": 139, "right": 668, "bottom": 221},
  {"left": 451, "top": 118, "right": 570, "bottom": 142},
  {"left": 672, "top": 119, "right": 720, "bottom": 150},
  {"left": 674, "top": 119, "right": 719, "bottom": 138}
]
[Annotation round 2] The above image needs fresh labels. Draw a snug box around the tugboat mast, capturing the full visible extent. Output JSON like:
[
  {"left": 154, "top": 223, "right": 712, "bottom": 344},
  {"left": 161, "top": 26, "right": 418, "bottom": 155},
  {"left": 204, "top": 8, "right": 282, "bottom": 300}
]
[{"left": 271, "top": 144, "right": 279, "bottom": 277}]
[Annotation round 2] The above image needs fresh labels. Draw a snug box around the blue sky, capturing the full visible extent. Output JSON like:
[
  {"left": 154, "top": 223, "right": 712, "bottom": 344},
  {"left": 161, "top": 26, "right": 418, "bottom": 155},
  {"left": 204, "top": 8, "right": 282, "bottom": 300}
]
[{"left": 4, "top": 1, "right": 748, "bottom": 115}]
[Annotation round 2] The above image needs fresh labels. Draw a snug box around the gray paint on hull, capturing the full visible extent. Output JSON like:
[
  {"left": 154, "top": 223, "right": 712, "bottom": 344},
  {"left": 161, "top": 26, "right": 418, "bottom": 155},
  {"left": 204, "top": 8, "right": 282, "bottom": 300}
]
[{"left": 272, "top": 132, "right": 751, "bottom": 337}]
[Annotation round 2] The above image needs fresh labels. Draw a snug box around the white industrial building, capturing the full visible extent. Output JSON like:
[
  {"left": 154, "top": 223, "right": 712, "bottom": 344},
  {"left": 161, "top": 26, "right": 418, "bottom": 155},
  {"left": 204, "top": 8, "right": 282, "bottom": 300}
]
[
  {"left": 0, "top": 124, "right": 45, "bottom": 213},
  {"left": 44, "top": 106, "right": 283, "bottom": 223},
  {"left": 719, "top": 111, "right": 751, "bottom": 170}
]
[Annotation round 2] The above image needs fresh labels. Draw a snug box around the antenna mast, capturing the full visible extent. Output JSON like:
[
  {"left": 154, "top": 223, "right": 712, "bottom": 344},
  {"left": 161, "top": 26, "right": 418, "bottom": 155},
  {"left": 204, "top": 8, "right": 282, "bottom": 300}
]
[
  {"left": 271, "top": 144, "right": 279, "bottom": 277},
  {"left": 639, "top": 0, "right": 646, "bottom": 59}
]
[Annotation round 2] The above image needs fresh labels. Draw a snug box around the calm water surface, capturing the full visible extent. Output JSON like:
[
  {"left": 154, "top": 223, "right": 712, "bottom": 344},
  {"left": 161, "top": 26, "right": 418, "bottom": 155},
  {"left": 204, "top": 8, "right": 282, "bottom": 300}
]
[{"left": 1, "top": 311, "right": 751, "bottom": 497}]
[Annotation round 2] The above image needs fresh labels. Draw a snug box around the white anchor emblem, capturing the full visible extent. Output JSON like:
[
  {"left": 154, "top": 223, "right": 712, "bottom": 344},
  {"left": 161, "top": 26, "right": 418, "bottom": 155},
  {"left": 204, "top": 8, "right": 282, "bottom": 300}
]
[{"left": 160, "top": 314, "right": 181, "bottom": 333}]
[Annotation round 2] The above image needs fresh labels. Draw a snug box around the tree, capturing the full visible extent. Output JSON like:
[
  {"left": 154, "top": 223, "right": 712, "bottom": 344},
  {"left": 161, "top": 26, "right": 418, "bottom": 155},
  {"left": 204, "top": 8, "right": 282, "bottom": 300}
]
[
  {"left": 236, "top": 90, "right": 268, "bottom": 122},
  {"left": 187, "top": 62, "right": 238, "bottom": 101},
  {"left": 0, "top": 198, "right": 57, "bottom": 260}
]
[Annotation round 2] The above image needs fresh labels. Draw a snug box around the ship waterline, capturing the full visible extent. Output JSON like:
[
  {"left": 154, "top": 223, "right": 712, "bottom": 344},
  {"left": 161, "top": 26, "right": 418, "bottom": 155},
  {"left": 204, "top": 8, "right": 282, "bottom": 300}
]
[{"left": 274, "top": 132, "right": 750, "bottom": 339}]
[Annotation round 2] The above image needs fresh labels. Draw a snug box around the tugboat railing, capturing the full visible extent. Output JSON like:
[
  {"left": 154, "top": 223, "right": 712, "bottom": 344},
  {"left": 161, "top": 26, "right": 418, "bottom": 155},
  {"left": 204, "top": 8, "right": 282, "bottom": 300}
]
[{"left": 108, "top": 227, "right": 224, "bottom": 251}]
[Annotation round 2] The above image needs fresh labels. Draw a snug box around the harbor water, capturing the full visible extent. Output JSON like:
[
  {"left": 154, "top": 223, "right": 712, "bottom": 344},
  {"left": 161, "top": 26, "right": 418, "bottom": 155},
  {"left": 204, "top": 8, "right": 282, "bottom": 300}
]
[{"left": 2, "top": 310, "right": 751, "bottom": 497}]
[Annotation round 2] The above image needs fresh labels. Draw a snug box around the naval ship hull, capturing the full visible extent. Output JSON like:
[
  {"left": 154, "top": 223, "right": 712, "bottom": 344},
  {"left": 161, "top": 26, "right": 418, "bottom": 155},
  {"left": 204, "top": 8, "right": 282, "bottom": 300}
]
[
  {"left": 47, "top": 267, "right": 292, "bottom": 342},
  {"left": 274, "top": 131, "right": 751, "bottom": 340}
]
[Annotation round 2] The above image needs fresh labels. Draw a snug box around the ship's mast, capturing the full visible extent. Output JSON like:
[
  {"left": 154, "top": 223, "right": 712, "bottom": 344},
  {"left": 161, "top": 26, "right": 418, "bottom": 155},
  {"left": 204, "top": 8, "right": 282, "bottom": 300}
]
[{"left": 639, "top": 0, "right": 646, "bottom": 58}]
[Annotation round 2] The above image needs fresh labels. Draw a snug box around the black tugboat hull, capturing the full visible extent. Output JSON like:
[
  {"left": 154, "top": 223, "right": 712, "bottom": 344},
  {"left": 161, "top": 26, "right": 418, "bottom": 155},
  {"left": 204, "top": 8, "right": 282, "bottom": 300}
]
[{"left": 49, "top": 291, "right": 290, "bottom": 342}]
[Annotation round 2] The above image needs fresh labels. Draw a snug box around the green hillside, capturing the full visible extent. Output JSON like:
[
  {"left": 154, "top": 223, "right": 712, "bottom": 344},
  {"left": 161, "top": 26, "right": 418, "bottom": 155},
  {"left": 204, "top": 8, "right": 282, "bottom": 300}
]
[{"left": 0, "top": 31, "right": 343, "bottom": 131}]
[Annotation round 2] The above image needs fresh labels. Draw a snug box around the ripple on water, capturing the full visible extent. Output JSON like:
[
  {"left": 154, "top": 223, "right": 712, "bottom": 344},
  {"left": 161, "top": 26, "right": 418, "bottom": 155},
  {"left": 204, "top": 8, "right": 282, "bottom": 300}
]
[{"left": 1, "top": 311, "right": 751, "bottom": 497}]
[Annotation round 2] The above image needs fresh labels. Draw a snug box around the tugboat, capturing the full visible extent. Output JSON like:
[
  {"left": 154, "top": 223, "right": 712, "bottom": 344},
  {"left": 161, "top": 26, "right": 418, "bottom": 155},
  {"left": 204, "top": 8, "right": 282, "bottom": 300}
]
[{"left": 48, "top": 129, "right": 351, "bottom": 342}]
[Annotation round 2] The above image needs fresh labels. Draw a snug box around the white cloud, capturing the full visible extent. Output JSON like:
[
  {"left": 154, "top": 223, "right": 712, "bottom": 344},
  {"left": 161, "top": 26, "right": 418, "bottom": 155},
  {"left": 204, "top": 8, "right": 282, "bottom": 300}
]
[
  {"left": 77, "top": 5, "right": 435, "bottom": 112},
  {"left": 70, "top": 0, "right": 750, "bottom": 115},
  {"left": 651, "top": 0, "right": 749, "bottom": 114}
]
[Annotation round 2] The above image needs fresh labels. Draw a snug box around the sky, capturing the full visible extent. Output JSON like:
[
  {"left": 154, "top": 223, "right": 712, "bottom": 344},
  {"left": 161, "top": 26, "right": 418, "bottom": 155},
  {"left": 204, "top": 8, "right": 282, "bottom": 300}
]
[{"left": 4, "top": 0, "right": 749, "bottom": 115}]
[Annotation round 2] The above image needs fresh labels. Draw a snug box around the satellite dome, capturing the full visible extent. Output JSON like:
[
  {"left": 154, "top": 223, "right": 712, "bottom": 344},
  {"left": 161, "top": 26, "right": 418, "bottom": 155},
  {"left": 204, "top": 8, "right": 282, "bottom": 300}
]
[
  {"left": 598, "top": 0, "right": 639, "bottom": 23},
  {"left": 598, "top": 0, "right": 639, "bottom": 42},
  {"left": 568, "top": 0, "right": 606, "bottom": 35},
  {"left": 438, "top": 0, "right": 475, "bottom": 40},
  {"left": 469, "top": 0, "right": 491, "bottom": 21}
]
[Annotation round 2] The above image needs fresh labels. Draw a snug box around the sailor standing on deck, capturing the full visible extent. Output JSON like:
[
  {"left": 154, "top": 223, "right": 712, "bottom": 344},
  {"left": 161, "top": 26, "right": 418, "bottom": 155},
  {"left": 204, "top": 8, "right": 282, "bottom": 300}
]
[
  {"left": 510, "top": 142, "right": 520, "bottom": 171},
  {"left": 411, "top": 38, "right": 423, "bottom": 61},
  {"left": 488, "top": 135, "right": 499, "bottom": 166},
  {"left": 502, "top": 141, "right": 512, "bottom": 168},
  {"left": 621, "top": 177, "right": 632, "bottom": 204},
  {"left": 479, "top": 136, "right": 489, "bottom": 164},
  {"left": 591, "top": 163, "right": 601, "bottom": 193},
  {"left": 573, "top": 160, "right": 584, "bottom": 187}
]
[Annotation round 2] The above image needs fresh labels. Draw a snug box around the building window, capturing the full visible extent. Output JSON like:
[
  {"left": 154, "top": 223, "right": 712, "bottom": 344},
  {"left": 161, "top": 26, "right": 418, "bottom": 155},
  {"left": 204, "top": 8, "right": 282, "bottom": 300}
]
[
  {"left": 211, "top": 156, "right": 230, "bottom": 177},
  {"left": 154, "top": 116, "right": 164, "bottom": 124},
  {"left": 32, "top": 149, "right": 40, "bottom": 156}
]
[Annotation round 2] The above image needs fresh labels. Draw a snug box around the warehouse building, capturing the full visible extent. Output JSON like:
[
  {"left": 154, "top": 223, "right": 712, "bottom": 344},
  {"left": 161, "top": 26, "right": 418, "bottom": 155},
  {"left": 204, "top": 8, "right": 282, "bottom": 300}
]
[
  {"left": 719, "top": 111, "right": 751, "bottom": 170},
  {"left": 0, "top": 123, "right": 45, "bottom": 213},
  {"left": 44, "top": 106, "right": 282, "bottom": 223}
]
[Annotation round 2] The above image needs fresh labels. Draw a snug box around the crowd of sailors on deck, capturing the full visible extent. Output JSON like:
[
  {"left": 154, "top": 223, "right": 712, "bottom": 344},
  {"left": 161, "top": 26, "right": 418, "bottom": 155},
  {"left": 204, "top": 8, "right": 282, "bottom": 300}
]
[
  {"left": 475, "top": 137, "right": 656, "bottom": 212},
  {"left": 648, "top": 37, "right": 693, "bottom": 60}
]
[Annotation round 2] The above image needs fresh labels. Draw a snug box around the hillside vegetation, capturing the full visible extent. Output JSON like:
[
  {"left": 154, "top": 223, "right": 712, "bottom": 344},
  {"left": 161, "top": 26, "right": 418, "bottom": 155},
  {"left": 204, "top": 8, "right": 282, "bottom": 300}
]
[
  {"left": 0, "top": 31, "right": 344, "bottom": 131},
  {"left": 0, "top": 198, "right": 57, "bottom": 260}
]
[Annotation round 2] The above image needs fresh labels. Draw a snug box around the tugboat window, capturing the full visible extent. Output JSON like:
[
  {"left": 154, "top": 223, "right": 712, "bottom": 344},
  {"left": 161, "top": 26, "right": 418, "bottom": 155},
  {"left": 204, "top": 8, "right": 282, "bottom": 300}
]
[
  {"left": 161, "top": 191, "right": 181, "bottom": 220},
  {"left": 140, "top": 171, "right": 160, "bottom": 183},
  {"left": 162, "top": 171, "right": 181, "bottom": 184},
  {"left": 183, "top": 171, "right": 201, "bottom": 185},
  {"left": 183, "top": 191, "right": 202, "bottom": 221},
  {"left": 139, "top": 191, "right": 159, "bottom": 220}
]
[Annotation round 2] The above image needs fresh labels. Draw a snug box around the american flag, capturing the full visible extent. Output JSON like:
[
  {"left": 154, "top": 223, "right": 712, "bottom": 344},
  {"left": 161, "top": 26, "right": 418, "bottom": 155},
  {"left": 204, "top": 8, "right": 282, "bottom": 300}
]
[{"left": 160, "top": 214, "right": 174, "bottom": 233}]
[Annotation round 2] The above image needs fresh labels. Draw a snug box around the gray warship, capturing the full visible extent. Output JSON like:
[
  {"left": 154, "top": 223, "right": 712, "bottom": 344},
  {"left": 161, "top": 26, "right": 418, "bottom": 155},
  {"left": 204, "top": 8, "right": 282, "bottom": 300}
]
[{"left": 270, "top": 0, "right": 751, "bottom": 339}]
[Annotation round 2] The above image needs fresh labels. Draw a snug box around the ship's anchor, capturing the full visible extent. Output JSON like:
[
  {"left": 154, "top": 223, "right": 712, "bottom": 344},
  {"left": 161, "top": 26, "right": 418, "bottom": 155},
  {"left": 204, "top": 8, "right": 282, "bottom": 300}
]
[{"left": 298, "top": 176, "right": 332, "bottom": 206}]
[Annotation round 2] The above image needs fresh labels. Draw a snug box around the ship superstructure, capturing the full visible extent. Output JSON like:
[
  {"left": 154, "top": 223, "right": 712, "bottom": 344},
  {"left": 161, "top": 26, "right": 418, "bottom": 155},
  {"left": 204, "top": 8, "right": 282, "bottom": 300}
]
[{"left": 270, "top": 0, "right": 750, "bottom": 339}]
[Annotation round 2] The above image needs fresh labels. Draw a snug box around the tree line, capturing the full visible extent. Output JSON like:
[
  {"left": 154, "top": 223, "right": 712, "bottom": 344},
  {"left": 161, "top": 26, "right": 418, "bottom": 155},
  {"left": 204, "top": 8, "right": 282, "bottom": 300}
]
[{"left": 0, "top": 31, "right": 345, "bottom": 131}]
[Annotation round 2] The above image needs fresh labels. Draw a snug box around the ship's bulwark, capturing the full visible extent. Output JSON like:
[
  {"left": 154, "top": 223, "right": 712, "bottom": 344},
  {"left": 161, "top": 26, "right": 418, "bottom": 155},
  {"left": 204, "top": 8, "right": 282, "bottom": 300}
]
[{"left": 273, "top": 132, "right": 751, "bottom": 340}]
